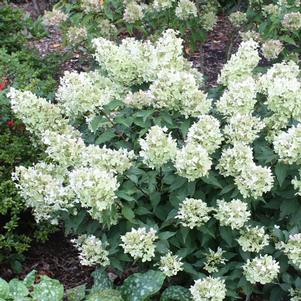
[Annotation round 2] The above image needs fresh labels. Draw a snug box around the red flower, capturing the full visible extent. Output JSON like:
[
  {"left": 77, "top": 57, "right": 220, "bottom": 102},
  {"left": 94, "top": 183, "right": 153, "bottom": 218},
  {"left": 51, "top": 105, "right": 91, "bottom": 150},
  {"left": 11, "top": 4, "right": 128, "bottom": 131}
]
[
  {"left": 6, "top": 120, "right": 15, "bottom": 128},
  {"left": 0, "top": 79, "right": 9, "bottom": 91}
]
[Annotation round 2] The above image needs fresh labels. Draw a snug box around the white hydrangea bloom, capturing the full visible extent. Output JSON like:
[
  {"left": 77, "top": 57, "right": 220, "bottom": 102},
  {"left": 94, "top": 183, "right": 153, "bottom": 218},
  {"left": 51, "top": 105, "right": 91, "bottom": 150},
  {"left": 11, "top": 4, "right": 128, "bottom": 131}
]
[
  {"left": 259, "top": 61, "right": 301, "bottom": 122},
  {"left": 175, "top": 0, "right": 198, "bottom": 20},
  {"left": 152, "top": 0, "right": 175, "bottom": 11},
  {"left": 175, "top": 144, "right": 212, "bottom": 181},
  {"left": 149, "top": 69, "right": 210, "bottom": 117},
  {"left": 200, "top": 11, "right": 218, "bottom": 31},
  {"left": 7, "top": 88, "right": 76, "bottom": 137},
  {"left": 218, "top": 40, "right": 260, "bottom": 86},
  {"left": 282, "top": 12, "right": 301, "bottom": 31},
  {"left": 12, "top": 163, "right": 73, "bottom": 223},
  {"left": 81, "top": 145, "right": 136, "bottom": 174},
  {"left": 290, "top": 288, "right": 301, "bottom": 301},
  {"left": 176, "top": 198, "right": 212, "bottom": 229},
  {"left": 186, "top": 115, "right": 223, "bottom": 154},
  {"left": 292, "top": 170, "right": 301, "bottom": 195},
  {"left": 216, "top": 77, "right": 258, "bottom": 117},
  {"left": 81, "top": 0, "right": 103, "bottom": 13},
  {"left": 224, "top": 114, "right": 265, "bottom": 144},
  {"left": 139, "top": 126, "right": 177, "bottom": 169},
  {"left": 123, "top": 90, "right": 152, "bottom": 109},
  {"left": 123, "top": 1, "right": 145, "bottom": 23},
  {"left": 234, "top": 163, "right": 274, "bottom": 199},
  {"left": 93, "top": 37, "right": 150, "bottom": 86},
  {"left": 66, "top": 26, "right": 88, "bottom": 46},
  {"left": 229, "top": 11, "right": 247, "bottom": 27},
  {"left": 68, "top": 167, "right": 119, "bottom": 221},
  {"left": 204, "top": 248, "right": 227, "bottom": 273},
  {"left": 240, "top": 30, "right": 261, "bottom": 42},
  {"left": 217, "top": 143, "right": 254, "bottom": 177},
  {"left": 214, "top": 199, "right": 250, "bottom": 230},
  {"left": 242, "top": 255, "right": 280, "bottom": 284},
  {"left": 43, "top": 9, "right": 68, "bottom": 27},
  {"left": 273, "top": 124, "right": 301, "bottom": 165},
  {"left": 262, "top": 39, "right": 283, "bottom": 60},
  {"left": 42, "top": 131, "right": 86, "bottom": 167},
  {"left": 237, "top": 226, "right": 269, "bottom": 252},
  {"left": 277, "top": 233, "right": 301, "bottom": 269},
  {"left": 72, "top": 235, "right": 110, "bottom": 267},
  {"left": 56, "top": 71, "right": 122, "bottom": 117},
  {"left": 159, "top": 252, "right": 184, "bottom": 277},
  {"left": 120, "top": 227, "right": 157, "bottom": 262},
  {"left": 190, "top": 277, "right": 226, "bottom": 301}
]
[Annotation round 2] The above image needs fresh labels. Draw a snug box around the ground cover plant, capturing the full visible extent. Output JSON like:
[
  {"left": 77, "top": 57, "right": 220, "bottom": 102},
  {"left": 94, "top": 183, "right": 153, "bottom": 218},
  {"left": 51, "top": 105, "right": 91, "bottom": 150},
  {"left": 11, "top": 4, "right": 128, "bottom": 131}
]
[{"left": 7, "top": 22, "right": 301, "bottom": 301}]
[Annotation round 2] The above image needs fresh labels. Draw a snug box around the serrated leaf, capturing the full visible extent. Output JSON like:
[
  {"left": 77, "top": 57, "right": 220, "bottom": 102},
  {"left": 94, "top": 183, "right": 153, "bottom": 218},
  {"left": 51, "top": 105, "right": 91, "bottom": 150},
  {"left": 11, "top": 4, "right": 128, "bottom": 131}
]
[
  {"left": 274, "top": 162, "right": 287, "bottom": 187},
  {"left": 95, "top": 129, "right": 115, "bottom": 145},
  {"left": 120, "top": 270, "right": 165, "bottom": 301},
  {"left": 122, "top": 206, "right": 135, "bottom": 221}
]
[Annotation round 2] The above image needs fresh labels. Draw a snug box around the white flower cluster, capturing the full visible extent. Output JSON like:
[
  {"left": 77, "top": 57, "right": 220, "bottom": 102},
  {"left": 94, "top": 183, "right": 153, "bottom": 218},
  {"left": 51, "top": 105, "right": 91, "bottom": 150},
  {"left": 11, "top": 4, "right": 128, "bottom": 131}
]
[
  {"left": 123, "top": 1, "right": 145, "bottom": 23},
  {"left": 7, "top": 88, "right": 75, "bottom": 137},
  {"left": 200, "top": 11, "right": 218, "bottom": 31},
  {"left": 229, "top": 11, "right": 247, "bottom": 27},
  {"left": 43, "top": 9, "right": 68, "bottom": 27},
  {"left": 190, "top": 277, "right": 226, "bottom": 301},
  {"left": 218, "top": 40, "right": 260, "bottom": 86},
  {"left": 214, "top": 199, "right": 250, "bottom": 230},
  {"left": 282, "top": 12, "right": 301, "bottom": 31},
  {"left": 56, "top": 71, "right": 122, "bottom": 117},
  {"left": 186, "top": 115, "right": 223, "bottom": 154},
  {"left": 159, "top": 252, "right": 183, "bottom": 276},
  {"left": 12, "top": 163, "right": 73, "bottom": 224},
  {"left": 139, "top": 126, "right": 177, "bottom": 169},
  {"left": 175, "top": 0, "right": 198, "bottom": 20},
  {"left": 175, "top": 143, "right": 212, "bottom": 181},
  {"left": 223, "top": 114, "right": 264, "bottom": 145},
  {"left": 204, "top": 247, "right": 227, "bottom": 273},
  {"left": 120, "top": 227, "right": 157, "bottom": 262},
  {"left": 68, "top": 167, "right": 119, "bottom": 221},
  {"left": 123, "top": 90, "right": 152, "bottom": 109},
  {"left": 259, "top": 61, "right": 301, "bottom": 129},
  {"left": 217, "top": 144, "right": 274, "bottom": 198},
  {"left": 216, "top": 76, "right": 258, "bottom": 117},
  {"left": 277, "top": 233, "right": 301, "bottom": 269},
  {"left": 273, "top": 124, "right": 301, "bottom": 165},
  {"left": 72, "top": 235, "right": 110, "bottom": 266},
  {"left": 81, "top": 0, "right": 103, "bottom": 13},
  {"left": 152, "top": 0, "right": 175, "bottom": 11},
  {"left": 66, "top": 26, "right": 88, "bottom": 46},
  {"left": 176, "top": 198, "right": 212, "bottom": 229},
  {"left": 237, "top": 226, "right": 269, "bottom": 252},
  {"left": 262, "top": 39, "right": 283, "bottom": 60},
  {"left": 149, "top": 69, "right": 210, "bottom": 117},
  {"left": 242, "top": 255, "right": 280, "bottom": 284},
  {"left": 290, "top": 288, "right": 301, "bottom": 301}
]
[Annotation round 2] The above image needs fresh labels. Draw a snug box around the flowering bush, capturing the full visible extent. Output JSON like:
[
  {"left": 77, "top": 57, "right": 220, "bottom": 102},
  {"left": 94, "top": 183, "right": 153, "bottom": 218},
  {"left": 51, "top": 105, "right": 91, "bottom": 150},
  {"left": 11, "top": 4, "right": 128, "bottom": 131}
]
[{"left": 9, "top": 30, "right": 301, "bottom": 300}]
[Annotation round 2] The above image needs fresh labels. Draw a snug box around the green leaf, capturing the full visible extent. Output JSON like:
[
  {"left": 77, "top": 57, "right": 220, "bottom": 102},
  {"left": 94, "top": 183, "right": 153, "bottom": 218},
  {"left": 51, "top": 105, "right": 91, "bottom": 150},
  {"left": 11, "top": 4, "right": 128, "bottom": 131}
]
[
  {"left": 122, "top": 206, "right": 135, "bottom": 222},
  {"left": 120, "top": 270, "right": 165, "bottom": 301},
  {"left": 90, "top": 269, "right": 112, "bottom": 295},
  {"left": 66, "top": 284, "right": 86, "bottom": 301},
  {"left": 95, "top": 129, "right": 115, "bottom": 145},
  {"left": 9, "top": 279, "right": 28, "bottom": 299},
  {"left": 220, "top": 227, "right": 233, "bottom": 246},
  {"left": 0, "top": 278, "right": 9, "bottom": 299},
  {"left": 87, "top": 289, "right": 123, "bottom": 301},
  {"left": 202, "top": 172, "right": 223, "bottom": 189},
  {"left": 32, "top": 276, "right": 64, "bottom": 301},
  {"left": 158, "top": 231, "right": 176, "bottom": 240},
  {"left": 274, "top": 162, "right": 287, "bottom": 187},
  {"left": 23, "top": 270, "right": 36, "bottom": 288},
  {"left": 160, "top": 286, "right": 192, "bottom": 301}
]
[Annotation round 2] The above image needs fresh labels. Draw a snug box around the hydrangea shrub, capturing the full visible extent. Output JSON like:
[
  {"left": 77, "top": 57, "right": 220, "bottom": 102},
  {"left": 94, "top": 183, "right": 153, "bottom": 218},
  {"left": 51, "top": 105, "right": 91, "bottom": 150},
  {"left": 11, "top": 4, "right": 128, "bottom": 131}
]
[{"left": 9, "top": 30, "right": 301, "bottom": 300}]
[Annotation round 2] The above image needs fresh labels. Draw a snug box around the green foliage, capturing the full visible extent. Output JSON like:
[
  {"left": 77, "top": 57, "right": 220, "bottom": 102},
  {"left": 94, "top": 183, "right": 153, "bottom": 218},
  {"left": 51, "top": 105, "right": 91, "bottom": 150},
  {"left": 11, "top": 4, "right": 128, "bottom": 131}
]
[
  {"left": 160, "top": 285, "right": 192, "bottom": 301},
  {"left": 87, "top": 289, "right": 124, "bottom": 301},
  {"left": 120, "top": 270, "right": 166, "bottom": 301}
]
